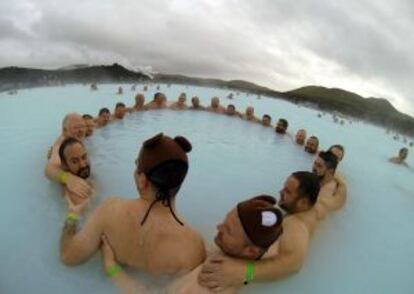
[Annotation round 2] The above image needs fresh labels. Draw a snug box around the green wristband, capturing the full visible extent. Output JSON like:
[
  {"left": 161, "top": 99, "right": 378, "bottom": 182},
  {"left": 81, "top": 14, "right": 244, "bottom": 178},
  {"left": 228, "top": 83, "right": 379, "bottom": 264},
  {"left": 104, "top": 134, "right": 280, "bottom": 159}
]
[
  {"left": 59, "top": 171, "right": 69, "bottom": 184},
  {"left": 244, "top": 262, "right": 255, "bottom": 285},
  {"left": 107, "top": 264, "right": 122, "bottom": 278},
  {"left": 66, "top": 213, "right": 80, "bottom": 222}
]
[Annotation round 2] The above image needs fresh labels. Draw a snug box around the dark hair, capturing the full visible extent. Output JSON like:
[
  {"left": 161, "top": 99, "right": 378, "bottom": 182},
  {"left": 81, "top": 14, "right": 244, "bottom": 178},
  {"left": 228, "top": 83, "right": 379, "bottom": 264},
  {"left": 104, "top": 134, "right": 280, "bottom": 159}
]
[
  {"left": 99, "top": 108, "right": 110, "bottom": 116},
  {"left": 278, "top": 118, "right": 288, "bottom": 128},
  {"left": 154, "top": 92, "right": 164, "bottom": 100},
  {"left": 141, "top": 160, "right": 189, "bottom": 226},
  {"left": 309, "top": 136, "right": 319, "bottom": 143},
  {"left": 291, "top": 171, "right": 321, "bottom": 205},
  {"left": 329, "top": 144, "right": 345, "bottom": 158},
  {"left": 318, "top": 150, "right": 338, "bottom": 171},
  {"left": 400, "top": 147, "right": 408, "bottom": 153},
  {"left": 59, "top": 138, "right": 83, "bottom": 166},
  {"left": 115, "top": 102, "right": 126, "bottom": 109},
  {"left": 263, "top": 114, "right": 271, "bottom": 120},
  {"left": 228, "top": 104, "right": 235, "bottom": 110},
  {"left": 82, "top": 114, "right": 93, "bottom": 120}
]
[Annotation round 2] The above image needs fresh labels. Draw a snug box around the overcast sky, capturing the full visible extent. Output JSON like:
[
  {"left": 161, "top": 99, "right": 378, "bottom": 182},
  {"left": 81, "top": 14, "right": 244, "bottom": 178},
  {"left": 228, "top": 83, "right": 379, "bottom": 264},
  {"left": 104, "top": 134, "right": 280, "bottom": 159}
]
[{"left": 1, "top": 0, "right": 413, "bottom": 116}]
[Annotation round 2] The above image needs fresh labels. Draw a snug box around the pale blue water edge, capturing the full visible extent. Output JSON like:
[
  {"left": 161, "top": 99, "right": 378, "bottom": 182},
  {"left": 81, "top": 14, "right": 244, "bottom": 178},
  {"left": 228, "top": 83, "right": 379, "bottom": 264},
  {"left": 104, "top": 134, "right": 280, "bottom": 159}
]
[{"left": 0, "top": 84, "right": 413, "bottom": 294}]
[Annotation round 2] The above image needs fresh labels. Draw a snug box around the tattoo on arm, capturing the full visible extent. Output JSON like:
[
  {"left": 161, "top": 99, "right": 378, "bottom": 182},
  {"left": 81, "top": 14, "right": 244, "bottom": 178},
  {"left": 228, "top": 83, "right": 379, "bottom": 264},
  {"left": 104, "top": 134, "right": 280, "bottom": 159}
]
[{"left": 60, "top": 220, "right": 78, "bottom": 251}]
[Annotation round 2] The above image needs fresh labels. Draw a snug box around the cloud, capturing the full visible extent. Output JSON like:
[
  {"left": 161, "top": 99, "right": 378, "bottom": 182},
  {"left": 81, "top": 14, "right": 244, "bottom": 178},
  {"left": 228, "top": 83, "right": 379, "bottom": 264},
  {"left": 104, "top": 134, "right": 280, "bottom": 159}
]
[{"left": 0, "top": 0, "right": 413, "bottom": 116}]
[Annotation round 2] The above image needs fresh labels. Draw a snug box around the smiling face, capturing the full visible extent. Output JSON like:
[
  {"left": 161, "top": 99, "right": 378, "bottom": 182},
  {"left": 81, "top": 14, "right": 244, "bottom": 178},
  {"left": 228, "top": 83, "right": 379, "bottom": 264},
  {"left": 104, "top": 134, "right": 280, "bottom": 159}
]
[{"left": 63, "top": 114, "right": 86, "bottom": 141}]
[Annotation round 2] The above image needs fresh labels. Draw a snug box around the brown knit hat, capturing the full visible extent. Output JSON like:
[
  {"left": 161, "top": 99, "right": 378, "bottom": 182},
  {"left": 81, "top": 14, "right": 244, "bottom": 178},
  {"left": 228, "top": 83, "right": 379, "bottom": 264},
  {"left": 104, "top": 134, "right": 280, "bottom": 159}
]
[
  {"left": 137, "top": 133, "right": 192, "bottom": 175},
  {"left": 237, "top": 195, "right": 284, "bottom": 249}
]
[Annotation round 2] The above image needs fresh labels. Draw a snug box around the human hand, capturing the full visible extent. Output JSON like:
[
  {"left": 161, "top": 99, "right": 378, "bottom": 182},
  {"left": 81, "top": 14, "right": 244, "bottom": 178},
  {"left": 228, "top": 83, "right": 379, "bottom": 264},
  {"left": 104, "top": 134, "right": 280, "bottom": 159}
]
[
  {"left": 101, "top": 234, "right": 117, "bottom": 271},
  {"left": 65, "top": 173, "right": 92, "bottom": 199},
  {"left": 66, "top": 195, "right": 90, "bottom": 215},
  {"left": 198, "top": 254, "right": 245, "bottom": 291}
]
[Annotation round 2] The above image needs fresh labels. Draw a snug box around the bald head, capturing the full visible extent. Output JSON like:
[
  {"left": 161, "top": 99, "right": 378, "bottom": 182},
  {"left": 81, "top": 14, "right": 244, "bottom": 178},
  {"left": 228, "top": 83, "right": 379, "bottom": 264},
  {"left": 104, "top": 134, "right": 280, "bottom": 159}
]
[{"left": 62, "top": 113, "right": 86, "bottom": 141}]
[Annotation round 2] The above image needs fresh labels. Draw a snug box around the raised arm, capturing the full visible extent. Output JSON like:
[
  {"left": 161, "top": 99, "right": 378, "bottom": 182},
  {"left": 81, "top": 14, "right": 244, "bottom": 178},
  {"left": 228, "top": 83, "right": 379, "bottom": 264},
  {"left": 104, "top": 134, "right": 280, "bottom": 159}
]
[
  {"left": 101, "top": 235, "right": 147, "bottom": 294},
  {"left": 60, "top": 198, "right": 113, "bottom": 266},
  {"left": 319, "top": 175, "right": 347, "bottom": 212}
]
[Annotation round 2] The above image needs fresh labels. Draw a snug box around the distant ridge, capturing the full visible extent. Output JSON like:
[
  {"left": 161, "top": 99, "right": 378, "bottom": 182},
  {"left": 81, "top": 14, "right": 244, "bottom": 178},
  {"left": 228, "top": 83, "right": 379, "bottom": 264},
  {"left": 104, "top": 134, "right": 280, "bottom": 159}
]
[
  {"left": 0, "top": 64, "right": 412, "bottom": 136},
  {"left": 0, "top": 63, "right": 150, "bottom": 91}
]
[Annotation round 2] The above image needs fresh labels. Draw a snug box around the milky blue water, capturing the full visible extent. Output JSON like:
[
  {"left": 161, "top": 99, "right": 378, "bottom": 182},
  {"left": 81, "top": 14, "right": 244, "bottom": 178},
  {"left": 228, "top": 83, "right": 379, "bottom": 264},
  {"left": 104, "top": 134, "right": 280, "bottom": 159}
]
[{"left": 0, "top": 84, "right": 413, "bottom": 294}]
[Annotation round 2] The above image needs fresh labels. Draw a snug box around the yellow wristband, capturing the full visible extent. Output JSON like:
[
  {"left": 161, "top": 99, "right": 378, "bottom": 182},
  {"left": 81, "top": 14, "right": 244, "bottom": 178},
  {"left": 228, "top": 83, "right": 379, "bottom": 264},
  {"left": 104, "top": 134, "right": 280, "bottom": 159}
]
[
  {"left": 107, "top": 264, "right": 122, "bottom": 278},
  {"left": 66, "top": 213, "right": 80, "bottom": 222},
  {"left": 59, "top": 171, "right": 69, "bottom": 184}
]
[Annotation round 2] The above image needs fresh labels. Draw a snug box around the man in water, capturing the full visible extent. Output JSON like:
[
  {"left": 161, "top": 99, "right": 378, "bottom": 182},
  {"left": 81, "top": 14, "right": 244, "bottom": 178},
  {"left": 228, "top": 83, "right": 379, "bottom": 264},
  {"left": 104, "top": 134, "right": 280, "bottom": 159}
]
[
  {"left": 129, "top": 93, "right": 146, "bottom": 112},
  {"left": 95, "top": 108, "right": 111, "bottom": 128},
  {"left": 295, "top": 129, "right": 307, "bottom": 145},
  {"left": 190, "top": 96, "right": 205, "bottom": 110},
  {"left": 145, "top": 92, "right": 168, "bottom": 110},
  {"left": 243, "top": 107, "right": 260, "bottom": 123},
  {"left": 207, "top": 97, "right": 226, "bottom": 114},
  {"left": 170, "top": 93, "right": 188, "bottom": 110},
  {"left": 82, "top": 114, "right": 95, "bottom": 137},
  {"left": 45, "top": 113, "right": 92, "bottom": 200},
  {"left": 59, "top": 138, "right": 94, "bottom": 206},
  {"left": 59, "top": 133, "right": 205, "bottom": 276},
  {"left": 275, "top": 118, "right": 288, "bottom": 134},
  {"left": 101, "top": 195, "right": 285, "bottom": 294},
  {"left": 198, "top": 171, "right": 333, "bottom": 291},
  {"left": 328, "top": 144, "right": 345, "bottom": 163},
  {"left": 225, "top": 104, "right": 240, "bottom": 117},
  {"left": 389, "top": 148, "right": 409, "bottom": 166},
  {"left": 261, "top": 114, "right": 272, "bottom": 127},
  {"left": 312, "top": 150, "right": 347, "bottom": 216},
  {"left": 112, "top": 102, "right": 127, "bottom": 120},
  {"left": 305, "top": 136, "right": 319, "bottom": 154}
]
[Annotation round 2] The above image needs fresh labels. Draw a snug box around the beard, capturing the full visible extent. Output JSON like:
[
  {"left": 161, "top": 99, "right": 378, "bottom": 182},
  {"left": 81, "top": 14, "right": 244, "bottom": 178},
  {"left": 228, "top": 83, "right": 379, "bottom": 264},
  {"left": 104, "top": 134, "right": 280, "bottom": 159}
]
[
  {"left": 305, "top": 146, "right": 316, "bottom": 153},
  {"left": 275, "top": 127, "right": 285, "bottom": 134},
  {"left": 77, "top": 166, "right": 90, "bottom": 179}
]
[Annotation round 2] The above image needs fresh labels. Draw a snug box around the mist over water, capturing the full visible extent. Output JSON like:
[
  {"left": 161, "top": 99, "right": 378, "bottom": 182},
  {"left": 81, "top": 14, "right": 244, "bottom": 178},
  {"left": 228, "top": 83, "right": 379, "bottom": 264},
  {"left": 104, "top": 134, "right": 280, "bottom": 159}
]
[{"left": 0, "top": 84, "right": 412, "bottom": 293}]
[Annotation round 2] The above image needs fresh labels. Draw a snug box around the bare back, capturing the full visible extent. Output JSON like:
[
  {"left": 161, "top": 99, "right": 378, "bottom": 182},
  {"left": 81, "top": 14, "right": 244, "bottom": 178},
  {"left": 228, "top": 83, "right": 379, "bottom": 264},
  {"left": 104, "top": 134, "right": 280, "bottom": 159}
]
[{"left": 102, "top": 197, "right": 206, "bottom": 275}]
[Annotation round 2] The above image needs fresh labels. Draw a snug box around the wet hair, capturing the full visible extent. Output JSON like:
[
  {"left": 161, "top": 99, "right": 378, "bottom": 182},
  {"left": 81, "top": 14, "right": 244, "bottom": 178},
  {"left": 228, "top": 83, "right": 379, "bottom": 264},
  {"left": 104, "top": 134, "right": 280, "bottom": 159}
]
[
  {"left": 99, "top": 108, "right": 110, "bottom": 116},
  {"left": 318, "top": 150, "right": 338, "bottom": 171},
  {"left": 263, "top": 114, "right": 271, "bottom": 120},
  {"left": 228, "top": 104, "right": 235, "bottom": 110},
  {"left": 400, "top": 147, "right": 408, "bottom": 153},
  {"left": 309, "top": 136, "right": 319, "bottom": 143},
  {"left": 278, "top": 118, "right": 288, "bottom": 128},
  {"left": 291, "top": 171, "right": 321, "bottom": 205},
  {"left": 82, "top": 114, "right": 93, "bottom": 120},
  {"left": 59, "top": 137, "right": 83, "bottom": 166},
  {"left": 329, "top": 144, "right": 345, "bottom": 158},
  {"left": 154, "top": 92, "right": 164, "bottom": 100},
  {"left": 115, "top": 102, "right": 126, "bottom": 109}
]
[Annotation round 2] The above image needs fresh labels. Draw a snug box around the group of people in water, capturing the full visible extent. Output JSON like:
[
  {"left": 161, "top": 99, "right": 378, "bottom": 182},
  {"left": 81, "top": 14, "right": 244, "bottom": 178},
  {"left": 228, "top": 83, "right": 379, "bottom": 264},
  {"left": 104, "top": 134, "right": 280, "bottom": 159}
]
[{"left": 45, "top": 88, "right": 409, "bottom": 293}]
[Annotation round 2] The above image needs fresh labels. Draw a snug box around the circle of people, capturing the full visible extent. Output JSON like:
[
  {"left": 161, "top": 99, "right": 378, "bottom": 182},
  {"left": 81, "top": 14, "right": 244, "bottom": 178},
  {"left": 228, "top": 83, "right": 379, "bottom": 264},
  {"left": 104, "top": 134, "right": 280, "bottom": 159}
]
[{"left": 45, "top": 87, "right": 362, "bottom": 294}]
